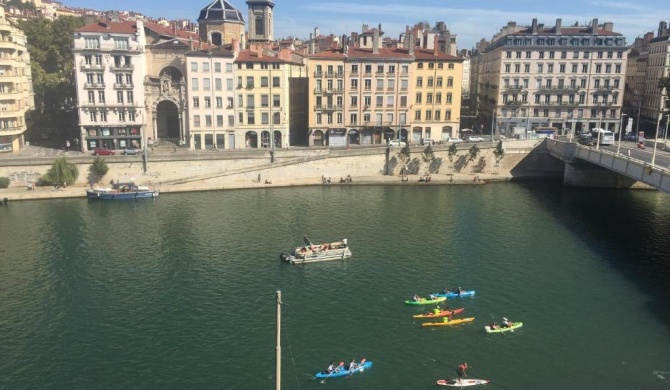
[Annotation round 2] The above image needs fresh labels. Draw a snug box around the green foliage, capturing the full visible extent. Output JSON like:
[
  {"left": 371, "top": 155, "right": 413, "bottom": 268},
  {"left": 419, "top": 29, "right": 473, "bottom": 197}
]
[
  {"left": 493, "top": 141, "right": 505, "bottom": 162},
  {"left": 421, "top": 145, "right": 435, "bottom": 174},
  {"left": 397, "top": 144, "right": 411, "bottom": 166},
  {"left": 89, "top": 158, "right": 109, "bottom": 183},
  {"left": 447, "top": 143, "right": 458, "bottom": 162},
  {"left": 42, "top": 157, "right": 79, "bottom": 186},
  {"left": 0, "top": 177, "right": 10, "bottom": 188},
  {"left": 6, "top": 0, "right": 35, "bottom": 11},
  {"left": 468, "top": 144, "right": 481, "bottom": 162},
  {"left": 18, "top": 16, "right": 85, "bottom": 127}
]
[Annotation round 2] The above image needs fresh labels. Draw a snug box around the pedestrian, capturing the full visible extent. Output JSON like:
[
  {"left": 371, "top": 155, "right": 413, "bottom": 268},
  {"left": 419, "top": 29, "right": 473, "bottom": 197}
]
[
  {"left": 74, "top": 137, "right": 79, "bottom": 151},
  {"left": 627, "top": 149, "right": 630, "bottom": 158},
  {"left": 257, "top": 173, "right": 261, "bottom": 183},
  {"left": 457, "top": 362, "right": 468, "bottom": 383},
  {"left": 65, "top": 140, "right": 70, "bottom": 151}
]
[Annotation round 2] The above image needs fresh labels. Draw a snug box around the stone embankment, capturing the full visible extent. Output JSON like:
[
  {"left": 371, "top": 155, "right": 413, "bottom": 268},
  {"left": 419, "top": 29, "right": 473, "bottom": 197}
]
[{"left": 0, "top": 140, "right": 563, "bottom": 201}]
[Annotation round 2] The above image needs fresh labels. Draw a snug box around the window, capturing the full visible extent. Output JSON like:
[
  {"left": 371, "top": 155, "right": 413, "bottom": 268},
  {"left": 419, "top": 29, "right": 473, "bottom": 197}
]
[
  {"left": 376, "top": 96, "right": 383, "bottom": 107},
  {"left": 446, "top": 93, "right": 452, "bottom": 103},
  {"left": 262, "top": 112, "right": 269, "bottom": 125},
  {"left": 247, "top": 112, "right": 255, "bottom": 124},
  {"left": 448, "top": 63, "right": 454, "bottom": 69},
  {"left": 316, "top": 113, "right": 322, "bottom": 124},
  {"left": 425, "top": 110, "right": 432, "bottom": 120},
  {"left": 203, "top": 78, "right": 211, "bottom": 91},
  {"left": 547, "top": 64, "right": 554, "bottom": 73},
  {"left": 582, "top": 64, "right": 588, "bottom": 73},
  {"left": 203, "top": 62, "right": 210, "bottom": 72},
  {"left": 427, "top": 77, "right": 433, "bottom": 87},
  {"left": 537, "top": 64, "right": 543, "bottom": 73},
  {"left": 506, "top": 51, "right": 512, "bottom": 58},
  {"left": 514, "top": 64, "right": 520, "bottom": 73},
  {"left": 400, "top": 96, "right": 407, "bottom": 107},
  {"left": 350, "top": 113, "right": 358, "bottom": 124},
  {"left": 435, "top": 110, "right": 441, "bottom": 120},
  {"left": 204, "top": 97, "right": 211, "bottom": 108},
  {"left": 364, "top": 65, "right": 372, "bottom": 74},
  {"left": 516, "top": 51, "right": 522, "bottom": 58},
  {"left": 261, "top": 77, "right": 269, "bottom": 87},
  {"left": 447, "top": 77, "right": 453, "bottom": 87},
  {"left": 247, "top": 95, "right": 255, "bottom": 108},
  {"left": 127, "top": 91, "right": 133, "bottom": 103},
  {"left": 364, "top": 79, "right": 372, "bottom": 90},
  {"left": 216, "top": 97, "right": 223, "bottom": 108},
  {"left": 572, "top": 64, "right": 578, "bottom": 73},
  {"left": 605, "top": 64, "right": 611, "bottom": 73},
  {"left": 100, "top": 111, "right": 106, "bottom": 122},
  {"left": 436, "top": 93, "right": 442, "bottom": 103},
  {"left": 377, "top": 65, "right": 384, "bottom": 73},
  {"left": 227, "top": 78, "right": 233, "bottom": 91},
  {"left": 595, "top": 64, "right": 602, "bottom": 73},
  {"left": 505, "top": 64, "right": 511, "bottom": 72},
  {"left": 246, "top": 76, "right": 254, "bottom": 88},
  {"left": 205, "top": 115, "right": 212, "bottom": 126},
  {"left": 436, "top": 77, "right": 443, "bottom": 87},
  {"left": 417, "top": 63, "right": 424, "bottom": 69},
  {"left": 118, "top": 111, "right": 126, "bottom": 122},
  {"left": 87, "top": 91, "right": 94, "bottom": 103},
  {"left": 549, "top": 51, "right": 555, "bottom": 59},
  {"left": 416, "top": 93, "right": 422, "bottom": 103},
  {"left": 113, "top": 38, "right": 128, "bottom": 50},
  {"left": 89, "top": 111, "right": 97, "bottom": 122},
  {"left": 559, "top": 64, "right": 565, "bottom": 73},
  {"left": 261, "top": 94, "right": 269, "bottom": 107},
  {"left": 615, "top": 64, "right": 621, "bottom": 73},
  {"left": 426, "top": 93, "right": 433, "bottom": 104},
  {"left": 415, "top": 111, "right": 421, "bottom": 120},
  {"left": 376, "top": 79, "right": 384, "bottom": 90},
  {"left": 98, "top": 91, "right": 105, "bottom": 103},
  {"left": 191, "top": 78, "right": 199, "bottom": 91},
  {"left": 416, "top": 77, "right": 423, "bottom": 87},
  {"left": 117, "top": 91, "right": 124, "bottom": 103},
  {"left": 228, "top": 115, "right": 235, "bottom": 126},
  {"left": 84, "top": 37, "right": 99, "bottom": 49},
  {"left": 524, "top": 64, "right": 530, "bottom": 73},
  {"left": 445, "top": 110, "right": 451, "bottom": 120}
]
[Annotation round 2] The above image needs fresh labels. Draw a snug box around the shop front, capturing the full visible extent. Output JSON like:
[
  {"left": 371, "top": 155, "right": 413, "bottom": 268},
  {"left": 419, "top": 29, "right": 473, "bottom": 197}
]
[
  {"left": 85, "top": 126, "right": 142, "bottom": 151},
  {"left": 0, "top": 135, "right": 12, "bottom": 153},
  {"left": 328, "top": 128, "right": 347, "bottom": 147}
]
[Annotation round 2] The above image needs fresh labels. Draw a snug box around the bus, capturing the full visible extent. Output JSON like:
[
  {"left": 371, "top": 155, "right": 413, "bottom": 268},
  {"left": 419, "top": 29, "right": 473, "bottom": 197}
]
[
  {"left": 534, "top": 126, "right": 558, "bottom": 139},
  {"left": 591, "top": 128, "right": 614, "bottom": 146}
]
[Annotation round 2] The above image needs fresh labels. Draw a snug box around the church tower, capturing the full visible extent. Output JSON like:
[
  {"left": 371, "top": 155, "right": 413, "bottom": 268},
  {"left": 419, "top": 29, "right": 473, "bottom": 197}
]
[
  {"left": 245, "top": 0, "right": 274, "bottom": 44},
  {"left": 197, "top": 0, "right": 245, "bottom": 46}
]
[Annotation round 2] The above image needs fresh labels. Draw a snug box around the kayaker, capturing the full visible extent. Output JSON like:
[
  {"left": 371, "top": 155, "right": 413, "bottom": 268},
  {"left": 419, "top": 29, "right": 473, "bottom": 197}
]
[
  {"left": 429, "top": 294, "right": 437, "bottom": 300},
  {"left": 442, "top": 314, "right": 453, "bottom": 323},
  {"left": 433, "top": 306, "right": 441, "bottom": 315},
  {"left": 349, "top": 359, "right": 357, "bottom": 371},
  {"left": 457, "top": 362, "right": 468, "bottom": 383},
  {"left": 490, "top": 322, "right": 500, "bottom": 330},
  {"left": 441, "top": 287, "right": 449, "bottom": 294},
  {"left": 503, "top": 317, "right": 511, "bottom": 327},
  {"left": 457, "top": 286, "right": 463, "bottom": 295},
  {"left": 326, "top": 362, "right": 336, "bottom": 373},
  {"left": 412, "top": 294, "right": 420, "bottom": 302}
]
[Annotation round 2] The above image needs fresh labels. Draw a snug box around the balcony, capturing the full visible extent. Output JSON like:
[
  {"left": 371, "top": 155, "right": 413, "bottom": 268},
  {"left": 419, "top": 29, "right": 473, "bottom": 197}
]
[
  {"left": 332, "top": 88, "right": 343, "bottom": 94},
  {"left": 313, "top": 105, "right": 323, "bottom": 111},
  {"left": 504, "top": 86, "right": 524, "bottom": 93},
  {"left": 595, "top": 86, "right": 614, "bottom": 93},
  {"left": 79, "top": 60, "right": 105, "bottom": 70},
  {"left": 113, "top": 83, "right": 134, "bottom": 89},
  {"left": 335, "top": 72, "right": 344, "bottom": 78},
  {"left": 325, "top": 72, "right": 335, "bottom": 78},
  {"left": 504, "top": 101, "right": 523, "bottom": 106},
  {"left": 110, "top": 63, "right": 134, "bottom": 71},
  {"left": 246, "top": 105, "right": 255, "bottom": 110},
  {"left": 313, "top": 71, "right": 323, "bottom": 77},
  {"left": 246, "top": 84, "right": 254, "bottom": 90},
  {"left": 83, "top": 82, "right": 105, "bottom": 89},
  {"left": 313, "top": 88, "right": 322, "bottom": 94}
]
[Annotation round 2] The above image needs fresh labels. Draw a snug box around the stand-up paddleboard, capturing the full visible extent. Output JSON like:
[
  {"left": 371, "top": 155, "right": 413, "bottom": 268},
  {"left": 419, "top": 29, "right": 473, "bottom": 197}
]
[{"left": 436, "top": 378, "right": 490, "bottom": 386}]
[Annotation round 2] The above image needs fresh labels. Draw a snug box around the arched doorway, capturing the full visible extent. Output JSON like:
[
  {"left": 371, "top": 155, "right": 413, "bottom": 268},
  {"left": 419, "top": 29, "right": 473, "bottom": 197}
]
[
  {"left": 313, "top": 130, "right": 324, "bottom": 146},
  {"left": 245, "top": 131, "right": 258, "bottom": 148},
  {"left": 361, "top": 128, "right": 373, "bottom": 144},
  {"left": 273, "top": 130, "right": 282, "bottom": 148},
  {"left": 348, "top": 129, "right": 359, "bottom": 145},
  {"left": 211, "top": 32, "right": 222, "bottom": 46},
  {"left": 156, "top": 100, "right": 180, "bottom": 140},
  {"left": 260, "top": 130, "right": 270, "bottom": 148},
  {"left": 442, "top": 126, "right": 453, "bottom": 140}
]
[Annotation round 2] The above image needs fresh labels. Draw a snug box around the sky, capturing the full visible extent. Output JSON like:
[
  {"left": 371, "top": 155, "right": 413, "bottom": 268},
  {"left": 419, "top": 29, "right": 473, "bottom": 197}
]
[{"left": 62, "top": 0, "right": 670, "bottom": 49}]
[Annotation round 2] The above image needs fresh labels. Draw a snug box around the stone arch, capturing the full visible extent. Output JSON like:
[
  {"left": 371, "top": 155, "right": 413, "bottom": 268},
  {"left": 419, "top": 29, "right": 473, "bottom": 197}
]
[
  {"left": 159, "top": 66, "right": 183, "bottom": 82},
  {"left": 210, "top": 31, "right": 223, "bottom": 46},
  {"left": 155, "top": 99, "right": 180, "bottom": 140},
  {"left": 255, "top": 15, "right": 264, "bottom": 36}
]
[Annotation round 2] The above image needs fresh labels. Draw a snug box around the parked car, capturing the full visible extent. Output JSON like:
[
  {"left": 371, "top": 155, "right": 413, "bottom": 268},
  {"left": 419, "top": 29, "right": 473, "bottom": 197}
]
[
  {"left": 467, "top": 136, "right": 484, "bottom": 142},
  {"left": 389, "top": 140, "right": 407, "bottom": 147},
  {"left": 578, "top": 137, "right": 595, "bottom": 146},
  {"left": 121, "top": 147, "right": 140, "bottom": 155},
  {"left": 447, "top": 137, "right": 463, "bottom": 143},
  {"left": 93, "top": 148, "right": 115, "bottom": 156},
  {"left": 421, "top": 138, "right": 435, "bottom": 146}
]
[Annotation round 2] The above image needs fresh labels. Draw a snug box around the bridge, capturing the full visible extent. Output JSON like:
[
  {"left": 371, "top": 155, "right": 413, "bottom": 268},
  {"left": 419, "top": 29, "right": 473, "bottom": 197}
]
[{"left": 546, "top": 138, "right": 670, "bottom": 195}]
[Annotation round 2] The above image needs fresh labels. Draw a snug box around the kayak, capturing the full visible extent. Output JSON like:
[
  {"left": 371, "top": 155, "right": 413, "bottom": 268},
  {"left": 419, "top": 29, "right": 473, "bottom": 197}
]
[
  {"left": 421, "top": 317, "right": 475, "bottom": 327},
  {"left": 485, "top": 322, "right": 523, "bottom": 333},
  {"left": 433, "top": 290, "right": 476, "bottom": 298},
  {"left": 437, "top": 379, "right": 490, "bottom": 386},
  {"left": 413, "top": 307, "right": 464, "bottom": 319},
  {"left": 405, "top": 297, "right": 447, "bottom": 305},
  {"left": 315, "top": 360, "right": 373, "bottom": 379}
]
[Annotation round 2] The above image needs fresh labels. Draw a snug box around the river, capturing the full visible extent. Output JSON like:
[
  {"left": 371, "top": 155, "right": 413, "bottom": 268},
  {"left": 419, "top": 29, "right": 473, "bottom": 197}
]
[{"left": 0, "top": 181, "right": 669, "bottom": 389}]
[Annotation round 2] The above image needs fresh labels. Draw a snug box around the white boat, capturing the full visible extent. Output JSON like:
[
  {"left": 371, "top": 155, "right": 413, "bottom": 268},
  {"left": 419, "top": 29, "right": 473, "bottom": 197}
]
[{"left": 280, "top": 235, "right": 351, "bottom": 264}]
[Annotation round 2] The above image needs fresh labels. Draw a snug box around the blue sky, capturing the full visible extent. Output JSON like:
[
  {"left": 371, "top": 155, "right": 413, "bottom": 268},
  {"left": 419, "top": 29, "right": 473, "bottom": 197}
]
[{"left": 63, "top": 0, "right": 670, "bottom": 49}]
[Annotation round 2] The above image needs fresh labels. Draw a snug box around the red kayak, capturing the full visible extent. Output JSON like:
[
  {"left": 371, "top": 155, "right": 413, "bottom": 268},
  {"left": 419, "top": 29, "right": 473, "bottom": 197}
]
[{"left": 412, "top": 307, "right": 465, "bottom": 319}]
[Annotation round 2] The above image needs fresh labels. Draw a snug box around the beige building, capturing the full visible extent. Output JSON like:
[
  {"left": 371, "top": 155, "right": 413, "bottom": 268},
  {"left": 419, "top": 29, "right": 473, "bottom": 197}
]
[
  {"left": 73, "top": 20, "right": 147, "bottom": 152},
  {"left": 198, "top": 0, "right": 245, "bottom": 46},
  {"left": 0, "top": 6, "right": 33, "bottom": 153},
  {"left": 234, "top": 46, "right": 307, "bottom": 149},
  {"left": 473, "top": 18, "right": 628, "bottom": 137},
  {"left": 645, "top": 23, "right": 670, "bottom": 134}
]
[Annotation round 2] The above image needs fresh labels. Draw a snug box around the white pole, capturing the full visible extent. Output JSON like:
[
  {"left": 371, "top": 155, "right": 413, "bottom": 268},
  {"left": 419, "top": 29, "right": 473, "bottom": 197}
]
[
  {"left": 617, "top": 113, "right": 626, "bottom": 155},
  {"left": 596, "top": 112, "right": 602, "bottom": 150},
  {"left": 651, "top": 112, "right": 662, "bottom": 166},
  {"left": 276, "top": 290, "right": 281, "bottom": 390},
  {"left": 664, "top": 114, "right": 669, "bottom": 143}
]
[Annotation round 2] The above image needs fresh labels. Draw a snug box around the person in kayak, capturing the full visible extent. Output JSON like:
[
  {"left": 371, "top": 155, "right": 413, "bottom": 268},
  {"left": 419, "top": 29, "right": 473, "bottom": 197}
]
[
  {"left": 502, "top": 317, "right": 511, "bottom": 327},
  {"left": 456, "top": 286, "right": 463, "bottom": 295},
  {"left": 490, "top": 321, "right": 500, "bottom": 330},
  {"left": 433, "top": 306, "right": 442, "bottom": 315},
  {"left": 441, "top": 287, "right": 449, "bottom": 294},
  {"left": 457, "top": 362, "right": 468, "bottom": 383},
  {"left": 429, "top": 294, "right": 437, "bottom": 300},
  {"left": 348, "top": 359, "right": 357, "bottom": 371},
  {"left": 326, "top": 362, "right": 336, "bottom": 373},
  {"left": 412, "top": 294, "right": 420, "bottom": 302},
  {"left": 442, "top": 314, "right": 453, "bottom": 323}
]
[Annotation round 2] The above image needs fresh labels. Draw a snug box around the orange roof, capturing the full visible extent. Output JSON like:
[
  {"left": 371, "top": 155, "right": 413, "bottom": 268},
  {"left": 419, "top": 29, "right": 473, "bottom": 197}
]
[
  {"left": 76, "top": 21, "right": 137, "bottom": 34},
  {"left": 413, "top": 48, "right": 464, "bottom": 61},
  {"left": 234, "top": 50, "right": 302, "bottom": 65}
]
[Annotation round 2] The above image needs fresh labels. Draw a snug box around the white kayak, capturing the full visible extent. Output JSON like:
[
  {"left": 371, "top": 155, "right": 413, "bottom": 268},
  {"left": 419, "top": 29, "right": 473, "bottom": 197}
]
[{"left": 436, "top": 378, "right": 490, "bottom": 387}]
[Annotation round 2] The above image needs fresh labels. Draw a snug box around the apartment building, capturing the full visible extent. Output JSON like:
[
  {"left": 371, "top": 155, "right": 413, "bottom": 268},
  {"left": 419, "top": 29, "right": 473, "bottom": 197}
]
[
  {"left": 234, "top": 46, "right": 307, "bottom": 149},
  {"left": 473, "top": 18, "right": 627, "bottom": 137},
  {"left": 411, "top": 36, "right": 464, "bottom": 142},
  {"left": 645, "top": 23, "right": 670, "bottom": 133},
  {"left": 73, "top": 20, "right": 147, "bottom": 151},
  {"left": 185, "top": 46, "right": 237, "bottom": 149},
  {"left": 308, "top": 28, "right": 414, "bottom": 146},
  {"left": 0, "top": 7, "right": 34, "bottom": 152},
  {"left": 624, "top": 32, "right": 653, "bottom": 125}
]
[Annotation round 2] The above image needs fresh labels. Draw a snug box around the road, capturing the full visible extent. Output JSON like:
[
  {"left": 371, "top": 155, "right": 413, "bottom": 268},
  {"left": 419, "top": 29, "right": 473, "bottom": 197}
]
[{"left": 597, "top": 139, "right": 670, "bottom": 170}]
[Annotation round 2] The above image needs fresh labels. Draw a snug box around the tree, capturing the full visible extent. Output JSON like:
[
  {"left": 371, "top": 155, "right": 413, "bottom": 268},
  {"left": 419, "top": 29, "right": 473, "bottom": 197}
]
[
  {"left": 421, "top": 145, "right": 435, "bottom": 174},
  {"left": 41, "top": 157, "right": 79, "bottom": 187},
  {"left": 447, "top": 143, "right": 458, "bottom": 174},
  {"left": 18, "top": 16, "right": 85, "bottom": 129},
  {"left": 467, "top": 144, "right": 480, "bottom": 172},
  {"left": 89, "top": 158, "right": 109, "bottom": 183},
  {"left": 397, "top": 144, "right": 411, "bottom": 174},
  {"left": 493, "top": 141, "right": 505, "bottom": 163}
]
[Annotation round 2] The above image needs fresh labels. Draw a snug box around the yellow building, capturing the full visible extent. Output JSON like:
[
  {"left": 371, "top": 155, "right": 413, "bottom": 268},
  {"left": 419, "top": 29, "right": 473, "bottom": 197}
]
[
  {"left": 412, "top": 44, "right": 464, "bottom": 142},
  {"left": 234, "top": 47, "right": 307, "bottom": 149},
  {"left": 0, "top": 7, "right": 34, "bottom": 153}
]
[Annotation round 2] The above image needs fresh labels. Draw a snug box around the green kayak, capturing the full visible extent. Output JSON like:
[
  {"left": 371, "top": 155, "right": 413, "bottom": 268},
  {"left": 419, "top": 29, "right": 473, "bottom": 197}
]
[
  {"left": 405, "top": 297, "right": 447, "bottom": 305},
  {"left": 485, "top": 322, "right": 523, "bottom": 333}
]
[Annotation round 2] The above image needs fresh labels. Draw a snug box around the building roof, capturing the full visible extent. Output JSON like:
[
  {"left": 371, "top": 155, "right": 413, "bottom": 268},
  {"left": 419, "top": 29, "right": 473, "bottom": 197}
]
[
  {"left": 412, "top": 48, "right": 464, "bottom": 61},
  {"left": 649, "top": 35, "right": 670, "bottom": 44},
  {"left": 198, "top": 0, "right": 244, "bottom": 23},
  {"left": 310, "top": 47, "right": 463, "bottom": 61},
  {"left": 234, "top": 49, "right": 302, "bottom": 65},
  {"left": 509, "top": 26, "right": 621, "bottom": 37},
  {"left": 76, "top": 21, "right": 137, "bottom": 34}
]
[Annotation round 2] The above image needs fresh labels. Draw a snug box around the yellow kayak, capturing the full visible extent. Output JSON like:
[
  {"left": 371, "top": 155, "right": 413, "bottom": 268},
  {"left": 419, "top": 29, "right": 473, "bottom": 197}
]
[{"left": 421, "top": 317, "right": 475, "bottom": 327}]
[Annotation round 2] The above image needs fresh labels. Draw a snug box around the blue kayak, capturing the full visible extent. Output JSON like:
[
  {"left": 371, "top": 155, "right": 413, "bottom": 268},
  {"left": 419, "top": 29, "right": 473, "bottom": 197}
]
[
  {"left": 433, "top": 290, "right": 475, "bottom": 298},
  {"left": 315, "top": 361, "right": 373, "bottom": 379}
]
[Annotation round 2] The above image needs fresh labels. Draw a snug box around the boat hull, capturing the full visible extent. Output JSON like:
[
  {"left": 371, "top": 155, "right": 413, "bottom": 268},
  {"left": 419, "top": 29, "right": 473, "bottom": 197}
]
[
  {"left": 86, "top": 189, "right": 158, "bottom": 200},
  {"left": 433, "top": 290, "right": 476, "bottom": 298},
  {"left": 315, "top": 361, "right": 372, "bottom": 379},
  {"left": 437, "top": 379, "right": 490, "bottom": 386},
  {"left": 421, "top": 317, "right": 475, "bottom": 327},
  {"left": 485, "top": 322, "right": 523, "bottom": 333},
  {"left": 413, "top": 307, "right": 464, "bottom": 318},
  {"left": 405, "top": 297, "right": 447, "bottom": 305}
]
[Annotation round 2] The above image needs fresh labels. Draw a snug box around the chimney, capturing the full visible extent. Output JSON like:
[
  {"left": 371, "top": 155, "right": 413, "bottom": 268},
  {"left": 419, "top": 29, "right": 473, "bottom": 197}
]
[
  {"left": 362, "top": 24, "right": 368, "bottom": 33},
  {"left": 644, "top": 31, "right": 654, "bottom": 42},
  {"left": 531, "top": 18, "right": 538, "bottom": 34},
  {"left": 372, "top": 28, "right": 379, "bottom": 54},
  {"left": 408, "top": 32, "right": 415, "bottom": 56},
  {"left": 309, "top": 33, "right": 314, "bottom": 54},
  {"left": 591, "top": 18, "right": 598, "bottom": 33},
  {"left": 188, "top": 36, "right": 193, "bottom": 51},
  {"left": 257, "top": 44, "right": 263, "bottom": 58},
  {"left": 232, "top": 38, "right": 239, "bottom": 55},
  {"left": 603, "top": 22, "right": 613, "bottom": 32},
  {"left": 433, "top": 34, "right": 439, "bottom": 55},
  {"left": 555, "top": 18, "right": 562, "bottom": 34},
  {"left": 314, "top": 27, "right": 319, "bottom": 38},
  {"left": 378, "top": 23, "right": 382, "bottom": 33}
]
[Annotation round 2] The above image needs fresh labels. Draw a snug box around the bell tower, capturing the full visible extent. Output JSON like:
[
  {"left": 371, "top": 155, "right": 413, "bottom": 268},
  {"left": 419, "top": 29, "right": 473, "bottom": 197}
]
[{"left": 246, "top": 0, "right": 274, "bottom": 44}]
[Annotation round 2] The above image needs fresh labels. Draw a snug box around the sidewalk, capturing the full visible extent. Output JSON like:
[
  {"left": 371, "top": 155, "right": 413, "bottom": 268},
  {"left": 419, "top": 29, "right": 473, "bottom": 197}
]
[{"left": 0, "top": 173, "right": 510, "bottom": 202}]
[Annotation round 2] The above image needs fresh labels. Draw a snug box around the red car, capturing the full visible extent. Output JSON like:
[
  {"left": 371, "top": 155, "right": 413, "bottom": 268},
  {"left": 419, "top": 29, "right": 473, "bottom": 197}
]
[{"left": 93, "top": 148, "right": 115, "bottom": 156}]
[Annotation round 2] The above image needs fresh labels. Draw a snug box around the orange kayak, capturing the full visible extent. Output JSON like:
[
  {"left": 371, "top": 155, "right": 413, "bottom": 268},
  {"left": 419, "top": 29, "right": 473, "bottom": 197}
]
[
  {"left": 413, "top": 307, "right": 465, "bottom": 319},
  {"left": 421, "top": 317, "right": 475, "bottom": 327}
]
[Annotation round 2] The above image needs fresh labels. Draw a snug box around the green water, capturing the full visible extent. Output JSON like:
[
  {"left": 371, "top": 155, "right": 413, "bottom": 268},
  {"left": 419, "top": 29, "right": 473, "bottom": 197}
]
[{"left": 1, "top": 182, "right": 669, "bottom": 389}]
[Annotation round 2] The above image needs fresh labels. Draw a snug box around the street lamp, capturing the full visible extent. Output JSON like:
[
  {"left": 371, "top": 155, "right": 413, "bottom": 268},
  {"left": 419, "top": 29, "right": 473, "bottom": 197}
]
[
  {"left": 596, "top": 111, "right": 603, "bottom": 151},
  {"left": 616, "top": 113, "right": 627, "bottom": 155},
  {"left": 664, "top": 114, "right": 669, "bottom": 143},
  {"left": 651, "top": 87, "right": 668, "bottom": 166}
]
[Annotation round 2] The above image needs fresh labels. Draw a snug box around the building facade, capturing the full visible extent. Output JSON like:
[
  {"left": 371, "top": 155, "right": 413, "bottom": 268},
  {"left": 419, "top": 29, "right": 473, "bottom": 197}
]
[
  {"left": 73, "top": 20, "right": 147, "bottom": 152},
  {"left": 0, "top": 7, "right": 34, "bottom": 153},
  {"left": 198, "top": 0, "right": 245, "bottom": 46},
  {"left": 645, "top": 23, "right": 670, "bottom": 134},
  {"left": 473, "top": 18, "right": 628, "bottom": 137},
  {"left": 245, "top": 0, "right": 273, "bottom": 44},
  {"left": 185, "top": 46, "right": 237, "bottom": 149}
]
